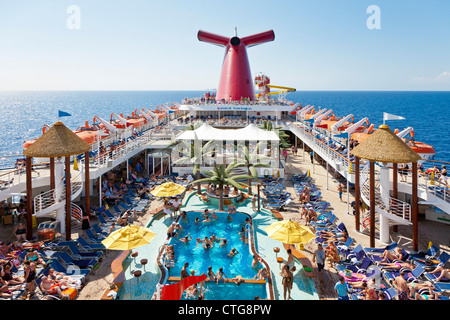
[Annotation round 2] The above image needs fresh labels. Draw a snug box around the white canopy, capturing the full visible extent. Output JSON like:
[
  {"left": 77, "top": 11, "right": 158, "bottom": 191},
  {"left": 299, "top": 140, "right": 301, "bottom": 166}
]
[{"left": 175, "top": 123, "right": 280, "bottom": 141}]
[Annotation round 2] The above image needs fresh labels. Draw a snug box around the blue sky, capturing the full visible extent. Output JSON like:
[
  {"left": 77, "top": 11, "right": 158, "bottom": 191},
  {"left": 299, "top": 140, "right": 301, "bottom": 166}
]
[{"left": 1, "top": 0, "right": 449, "bottom": 91}]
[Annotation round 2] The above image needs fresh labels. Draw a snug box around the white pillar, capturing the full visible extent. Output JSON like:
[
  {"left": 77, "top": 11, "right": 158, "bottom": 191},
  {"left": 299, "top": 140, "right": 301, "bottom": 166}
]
[
  {"left": 379, "top": 164, "right": 391, "bottom": 243},
  {"left": 56, "top": 206, "right": 65, "bottom": 236},
  {"left": 54, "top": 159, "right": 64, "bottom": 202}
]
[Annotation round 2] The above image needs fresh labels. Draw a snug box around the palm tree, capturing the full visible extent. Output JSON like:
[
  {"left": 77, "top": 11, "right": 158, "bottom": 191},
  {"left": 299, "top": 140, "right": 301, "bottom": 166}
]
[
  {"left": 169, "top": 121, "right": 213, "bottom": 194},
  {"left": 234, "top": 141, "right": 271, "bottom": 195},
  {"left": 190, "top": 162, "right": 253, "bottom": 211},
  {"left": 260, "top": 120, "right": 291, "bottom": 149}
]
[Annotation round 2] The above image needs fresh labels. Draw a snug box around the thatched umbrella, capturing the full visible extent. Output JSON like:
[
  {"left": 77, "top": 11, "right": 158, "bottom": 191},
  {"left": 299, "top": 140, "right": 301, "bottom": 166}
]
[
  {"left": 351, "top": 124, "right": 421, "bottom": 250},
  {"left": 23, "top": 121, "right": 91, "bottom": 240}
]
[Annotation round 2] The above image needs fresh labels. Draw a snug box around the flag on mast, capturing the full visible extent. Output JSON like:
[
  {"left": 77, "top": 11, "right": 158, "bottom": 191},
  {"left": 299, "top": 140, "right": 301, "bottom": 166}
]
[{"left": 383, "top": 112, "right": 405, "bottom": 125}]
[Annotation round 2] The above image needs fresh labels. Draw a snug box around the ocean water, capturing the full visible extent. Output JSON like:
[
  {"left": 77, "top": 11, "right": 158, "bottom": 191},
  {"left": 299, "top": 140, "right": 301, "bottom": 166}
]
[{"left": 0, "top": 90, "right": 449, "bottom": 168}]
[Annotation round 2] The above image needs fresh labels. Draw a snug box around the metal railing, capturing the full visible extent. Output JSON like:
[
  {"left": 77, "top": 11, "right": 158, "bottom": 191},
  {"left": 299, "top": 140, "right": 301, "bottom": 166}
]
[
  {"left": 33, "top": 166, "right": 83, "bottom": 216},
  {"left": 359, "top": 162, "right": 411, "bottom": 222}
]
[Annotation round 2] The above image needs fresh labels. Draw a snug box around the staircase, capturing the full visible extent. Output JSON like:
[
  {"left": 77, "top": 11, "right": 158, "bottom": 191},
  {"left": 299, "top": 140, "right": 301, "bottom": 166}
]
[
  {"left": 33, "top": 165, "right": 84, "bottom": 219},
  {"left": 359, "top": 162, "right": 412, "bottom": 227}
]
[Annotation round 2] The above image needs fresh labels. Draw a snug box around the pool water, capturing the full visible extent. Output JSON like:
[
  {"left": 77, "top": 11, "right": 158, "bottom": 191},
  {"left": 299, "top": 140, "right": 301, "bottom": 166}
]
[
  {"left": 179, "top": 281, "right": 268, "bottom": 300},
  {"left": 168, "top": 211, "right": 259, "bottom": 280}
]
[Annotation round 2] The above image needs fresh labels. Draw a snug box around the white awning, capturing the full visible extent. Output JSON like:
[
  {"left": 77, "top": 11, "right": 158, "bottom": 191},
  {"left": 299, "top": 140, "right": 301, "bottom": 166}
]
[{"left": 175, "top": 123, "right": 280, "bottom": 141}]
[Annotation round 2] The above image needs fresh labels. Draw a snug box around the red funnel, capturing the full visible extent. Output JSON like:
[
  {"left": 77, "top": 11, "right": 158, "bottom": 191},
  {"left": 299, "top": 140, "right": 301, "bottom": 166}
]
[{"left": 198, "top": 29, "right": 275, "bottom": 102}]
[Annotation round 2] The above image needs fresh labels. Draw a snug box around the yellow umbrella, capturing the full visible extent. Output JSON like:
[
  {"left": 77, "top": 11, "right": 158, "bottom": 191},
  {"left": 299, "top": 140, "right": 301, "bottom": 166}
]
[
  {"left": 265, "top": 219, "right": 315, "bottom": 246},
  {"left": 101, "top": 224, "right": 156, "bottom": 250},
  {"left": 150, "top": 181, "right": 186, "bottom": 198}
]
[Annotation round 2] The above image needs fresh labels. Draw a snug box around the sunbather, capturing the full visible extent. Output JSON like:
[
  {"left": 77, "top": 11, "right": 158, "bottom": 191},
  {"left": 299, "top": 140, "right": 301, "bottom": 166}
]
[
  {"left": 325, "top": 241, "right": 340, "bottom": 268},
  {"left": 377, "top": 261, "right": 414, "bottom": 271},
  {"left": 407, "top": 281, "right": 436, "bottom": 298},
  {"left": 24, "top": 249, "right": 47, "bottom": 268},
  {"left": 39, "top": 276, "right": 70, "bottom": 299},
  {"left": 358, "top": 282, "right": 378, "bottom": 300},
  {"left": 428, "top": 265, "right": 450, "bottom": 282},
  {"left": 414, "top": 289, "right": 440, "bottom": 300},
  {"left": 378, "top": 247, "right": 405, "bottom": 263}
]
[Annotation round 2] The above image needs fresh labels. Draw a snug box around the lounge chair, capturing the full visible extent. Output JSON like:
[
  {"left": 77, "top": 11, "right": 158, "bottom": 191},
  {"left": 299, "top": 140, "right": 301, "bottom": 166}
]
[
  {"left": 77, "top": 237, "right": 106, "bottom": 251},
  {"left": 411, "top": 251, "right": 449, "bottom": 269},
  {"left": 336, "top": 256, "right": 373, "bottom": 274},
  {"left": 382, "top": 265, "right": 425, "bottom": 284},
  {"left": 48, "top": 240, "right": 103, "bottom": 259},
  {"left": 434, "top": 282, "right": 450, "bottom": 292},
  {"left": 423, "top": 270, "right": 450, "bottom": 283},
  {"left": 368, "top": 248, "right": 410, "bottom": 264},
  {"left": 92, "top": 223, "right": 109, "bottom": 237},
  {"left": 85, "top": 229, "right": 106, "bottom": 243},
  {"left": 51, "top": 251, "right": 98, "bottom": 270},
  {"left": 409, "top": 244, "right": 440, "bottom": 261},
  {"left": 384, "top": 287, "right": 398, "bottom": 300},
  {"left": 47, "top": 259, "right": 89, "bottom": 283}
]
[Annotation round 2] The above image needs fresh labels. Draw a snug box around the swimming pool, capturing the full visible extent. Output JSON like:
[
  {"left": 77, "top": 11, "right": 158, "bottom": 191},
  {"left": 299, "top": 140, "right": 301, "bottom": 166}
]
[
  {"left": 166, "top": 211, "right": 260, "bottom": 279},
  {"left": 178, "top": 281, "right": 268, "bottom": 300}
]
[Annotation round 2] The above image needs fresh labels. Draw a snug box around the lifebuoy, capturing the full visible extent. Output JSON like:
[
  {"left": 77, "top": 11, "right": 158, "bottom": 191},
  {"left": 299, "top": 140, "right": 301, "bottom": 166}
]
[
  {"left": 362, "top": 217, "right": 370, "bottom": 229},
  {"left": 272, "top": 169, "right": 280, "bottom": 179}
]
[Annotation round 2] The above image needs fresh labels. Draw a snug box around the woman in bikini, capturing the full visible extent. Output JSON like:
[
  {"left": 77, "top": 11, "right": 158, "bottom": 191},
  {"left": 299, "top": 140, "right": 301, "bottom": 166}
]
[
  {"left": 280, "top": 264, "right": 293, "bottom": 300},
  {"left": 216, "top": 267, "right": 228, "bottom": 283}
]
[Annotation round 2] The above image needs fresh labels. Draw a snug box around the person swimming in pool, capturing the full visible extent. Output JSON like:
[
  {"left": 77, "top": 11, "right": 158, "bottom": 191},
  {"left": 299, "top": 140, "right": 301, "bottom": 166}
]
[
  {"left": 228, "top": 248, "right": 239, "bottom": 258},
  {"left": 216, "top": 267, "right": 228, "bottom": 283},
  {"left": 179, "top": 233, "right": 192, "bottom": 243},
  {"left": 220, "top": 239, "right": 228, "bottom": 247}
]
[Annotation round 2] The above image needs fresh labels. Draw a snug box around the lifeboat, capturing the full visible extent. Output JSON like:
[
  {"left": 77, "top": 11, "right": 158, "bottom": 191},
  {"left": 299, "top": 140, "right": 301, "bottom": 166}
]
[{"left": 22, "top": 121, "right": 110, "bottom": 150}]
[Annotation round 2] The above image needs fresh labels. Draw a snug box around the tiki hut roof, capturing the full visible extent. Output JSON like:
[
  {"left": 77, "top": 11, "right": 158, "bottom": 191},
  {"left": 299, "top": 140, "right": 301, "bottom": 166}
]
[
  {"left": 23, "top": 121, "right": 91, "bottom": 158},
  {"left": 351, "top": 124, "right": 421, "bottom": 163}
]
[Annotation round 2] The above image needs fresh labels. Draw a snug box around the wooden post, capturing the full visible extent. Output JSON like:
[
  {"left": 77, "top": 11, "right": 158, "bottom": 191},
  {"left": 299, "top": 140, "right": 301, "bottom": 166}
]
[
  {"left": 84, "top": 151, "right": 90, "bottom": 217},
  {"left": 412, "top": 162, "right": 418, "bottom": 251},
  {"left": 354, "top": 156, "right": 360, "bottom": 232},
  {"left": 392, "top": 163, "right": 398, "bottom": 233},
  {"left": 65, "top": 156, "right": 71, "bottom": 241},
  {"left": 369, "top": 161, "right": 376, "bottom": 247},
  {"left": 26, "top": 156, "right": 33, "bottom": 240},
  {"left": 50, "top": 157, "right": 55, "bottom": 190}
]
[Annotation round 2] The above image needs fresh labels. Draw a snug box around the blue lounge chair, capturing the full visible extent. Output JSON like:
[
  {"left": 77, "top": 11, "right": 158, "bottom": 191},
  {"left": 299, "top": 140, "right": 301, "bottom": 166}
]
[
  {"left": 382, "top": 265, "right": 425, "bottom": 284},
  {"left": 412, "top": 251, "right": 450, "bottom": 269},
  {"left": 48, "top": 241, "right": 103, "bottom": 259},
  {"left": 435, "top": 282, "right": 450, "bottom": 292},
  {"left": 336, "top": 256, "right": 373, "bottom": 274},
  {"left": 364, "top": 241, "right": 398, "bottom": 255},
  {"left": 77, "top": 237, "right": 106, "bottom": 251},
  {"left": 46, "top": 260, "right": 89, "bottom": 286},
  {"left": 51, "top": 251, "right": 98, "bottom": 270},
  {"left": 309, "top": 214, "right": 337, "bottom": 228},
  {"left": 85, "top": 229, "right": 106, "bottom": 243},
  {"left": 368, "top": 248, "right": 410, "bottom": 264},
  {"left": 384, "top": 287, "right": 398, "bottom": 300},
  {"left": 92, "top": 223, "right": 109, "bottom": 237},
  {"left": 423, "top": 270, "right": 450, "bottom": 283},
  {"left": 409, "top": 244, "right": 440, "bottom": 261}
]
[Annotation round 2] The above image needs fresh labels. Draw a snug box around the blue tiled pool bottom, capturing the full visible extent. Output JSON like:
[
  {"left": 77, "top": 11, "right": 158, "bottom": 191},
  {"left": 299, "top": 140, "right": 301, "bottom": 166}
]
[{"left": 168, "top": 211, "right": 259, "bottom": 280}]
